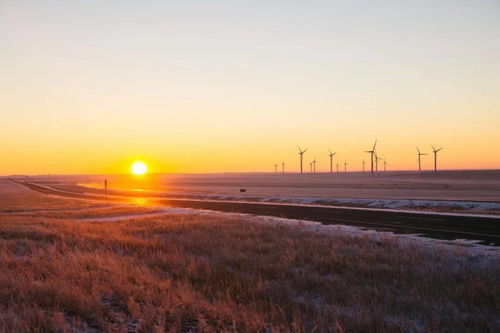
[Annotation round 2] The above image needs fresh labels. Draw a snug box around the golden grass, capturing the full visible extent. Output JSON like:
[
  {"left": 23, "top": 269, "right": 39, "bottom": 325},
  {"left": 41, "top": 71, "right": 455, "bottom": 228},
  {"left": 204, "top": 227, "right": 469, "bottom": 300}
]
[{"left": 0, "top": 181, "right": 498, "bottom": 332}]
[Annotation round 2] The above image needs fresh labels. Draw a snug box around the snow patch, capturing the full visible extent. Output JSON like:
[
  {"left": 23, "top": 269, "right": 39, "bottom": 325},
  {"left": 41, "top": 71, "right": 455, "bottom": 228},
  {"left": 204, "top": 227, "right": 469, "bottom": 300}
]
[{"left": 143, "top": 192, "right": 500, "bottom": 214}]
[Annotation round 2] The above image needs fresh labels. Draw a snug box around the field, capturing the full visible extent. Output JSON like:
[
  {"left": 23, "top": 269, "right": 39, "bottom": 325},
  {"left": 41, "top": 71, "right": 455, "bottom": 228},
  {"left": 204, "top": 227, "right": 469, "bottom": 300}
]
[
  {"left": 0, "top": 179, "right": 499, "bottom": 332},
  {"left": 16, "top": 170, "right": 500, "bottom": 216},
  {"left": 68, "top": 170, "right": 500, "bottom": 202}
]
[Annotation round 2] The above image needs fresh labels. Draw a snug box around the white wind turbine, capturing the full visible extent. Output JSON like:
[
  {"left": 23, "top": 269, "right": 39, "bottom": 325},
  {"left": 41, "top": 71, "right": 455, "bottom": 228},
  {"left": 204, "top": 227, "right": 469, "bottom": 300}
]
[
  {"left": 328, "top": 149, "right": 337, "bottom": 174},
  {"left": 417, "top": 146, "right": 427, "bottom": 172},
  {"left": 297, "top": 146, "right": 307, "bottom": 174},
  {"left": 364, "top": 139, "right": 377, "bottom": 175},
  {"left": 374, "top": 151, "right": 383, "bottom": 172},
  {"left": 431, "top": 145, "right": 443, "bottom": 172}
]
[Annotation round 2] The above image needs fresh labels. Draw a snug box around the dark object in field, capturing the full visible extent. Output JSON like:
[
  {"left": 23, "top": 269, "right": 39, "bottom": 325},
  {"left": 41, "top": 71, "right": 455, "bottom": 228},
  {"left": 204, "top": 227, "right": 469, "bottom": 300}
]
[{"left": 240, "top": 189, "right": 246, "bottom": 193}]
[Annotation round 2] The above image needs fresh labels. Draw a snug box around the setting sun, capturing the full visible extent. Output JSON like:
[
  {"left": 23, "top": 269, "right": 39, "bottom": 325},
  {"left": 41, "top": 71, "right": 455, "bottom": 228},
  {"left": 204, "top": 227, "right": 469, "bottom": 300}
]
[
  {"left": 1, "top": 1, "right": 500, "bottom": 331},
  {"left": 131, "top": 161, "right": 148, "bottom": 175}
]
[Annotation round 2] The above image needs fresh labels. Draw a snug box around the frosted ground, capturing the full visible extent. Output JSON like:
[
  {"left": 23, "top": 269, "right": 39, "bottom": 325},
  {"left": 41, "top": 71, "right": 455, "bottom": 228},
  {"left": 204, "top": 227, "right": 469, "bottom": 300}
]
[
  {"left": 37, "top": 170, "right": 499, "bottom": 214},
  {"left": 1, "top": 179, "right": 498, "bottom": 332}
]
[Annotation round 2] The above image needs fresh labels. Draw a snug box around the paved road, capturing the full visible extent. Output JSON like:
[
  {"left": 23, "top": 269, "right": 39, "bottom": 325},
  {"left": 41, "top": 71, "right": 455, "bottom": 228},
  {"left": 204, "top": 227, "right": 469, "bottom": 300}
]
[{"left": 17, "top": 181, "right": 500, "bottom": 246}]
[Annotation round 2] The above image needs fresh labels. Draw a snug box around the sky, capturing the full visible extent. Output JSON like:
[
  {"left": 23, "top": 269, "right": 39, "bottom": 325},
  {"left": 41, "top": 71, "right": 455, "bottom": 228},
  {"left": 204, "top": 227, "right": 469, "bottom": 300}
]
[{"left": 1, "top": 0, "right": 499, "bottom": 174}]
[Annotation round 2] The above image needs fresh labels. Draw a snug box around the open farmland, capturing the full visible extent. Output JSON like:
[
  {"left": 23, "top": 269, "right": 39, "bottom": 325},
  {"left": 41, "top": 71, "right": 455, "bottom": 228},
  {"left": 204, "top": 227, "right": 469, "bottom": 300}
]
[
  {"left": 19, "top": 170, "right": 500, "bottom": 217},
  {"left": 0, "top": 179, "right": 499, "bottom": 332},
  {"left": 70, "top": 170, "right": 500, "bottom": 202}
]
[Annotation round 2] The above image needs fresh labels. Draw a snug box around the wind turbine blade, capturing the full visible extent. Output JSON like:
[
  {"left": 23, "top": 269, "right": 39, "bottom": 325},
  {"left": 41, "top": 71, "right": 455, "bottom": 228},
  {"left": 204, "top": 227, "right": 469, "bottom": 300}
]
[
  {"left": 329, "top": 149, "right": 332, "bottom": 155},
  {"left": 372, "top": 139, "right": 377, "bottom": 150},
  {"left": 416, "top": 146, "right": 421, "bottom": 154},
  {"left": 431, "top": 144, "right": 436, "bottom": 151},
  {"left": 437, "top": 148, "right": 443, "bottom": 152}
]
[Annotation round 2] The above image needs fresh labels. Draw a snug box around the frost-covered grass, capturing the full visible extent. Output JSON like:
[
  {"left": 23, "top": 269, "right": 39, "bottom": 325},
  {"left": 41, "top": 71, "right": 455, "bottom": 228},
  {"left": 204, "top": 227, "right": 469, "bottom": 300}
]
[
  {"left": 50, "top": 182, "right": 500, "bottom": 215},
  {"left": 0, "top": 180, "right": 498, "bottom": 332}
]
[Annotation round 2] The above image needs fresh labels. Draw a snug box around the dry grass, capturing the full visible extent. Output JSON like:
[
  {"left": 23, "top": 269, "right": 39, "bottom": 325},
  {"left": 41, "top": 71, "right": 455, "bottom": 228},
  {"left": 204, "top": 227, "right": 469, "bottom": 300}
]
[
  {"left": 0, "top": 180, "right": 498, "bottom": 332},
  {"left": 4, "top": 205, "right": 167, "bottom": 220}
]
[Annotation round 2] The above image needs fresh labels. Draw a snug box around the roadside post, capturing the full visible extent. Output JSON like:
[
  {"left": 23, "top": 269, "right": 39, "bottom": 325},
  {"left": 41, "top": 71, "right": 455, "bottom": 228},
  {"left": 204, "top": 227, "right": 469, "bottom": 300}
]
[{"left": 104, "top": 179, "right": 108, "bottom": 200}]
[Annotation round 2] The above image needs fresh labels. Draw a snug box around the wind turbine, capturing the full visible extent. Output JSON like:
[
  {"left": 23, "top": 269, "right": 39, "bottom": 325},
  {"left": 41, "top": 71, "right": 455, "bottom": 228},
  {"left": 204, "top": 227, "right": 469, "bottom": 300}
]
[
  {"left": 313, "top": 157, "right": 317, "bottom": 173},
  {"left": 336, "top": 161, "right": 339, "bottom": 173},
  {"left": 383, "top": 159, "right": 388, "bottom": 172},
  {"left": 282, "top": 162, "right": 285, "bottom": 174},
  {"left": 309, "top": 161, "right": 314, "bottom": 173},
  {"left": 297, "top": 146, "right": 307, "bottom": 174},
  {"left": 362, "top": 160, "right": 366, "bottom": 173},
  {"left": 344, "top": 161, "right": 348, "bottom": 173},
  {"left": 328, "top": 149, "right": 337, "bottom": 173},
  {"left": 417, "top": 147, "right": 427, "bottom": 171},
  {"left": 374, "top": 152, "right": 382, "bottom": 172},
  {"left": 365, "top": 139, "right": 377, "bottom": 175},
  {"left": 274, "top": 163, "right": 278, "bottom": 173},
  {"left": 431, "top": 145, "right": 443, "bottom": 172}
]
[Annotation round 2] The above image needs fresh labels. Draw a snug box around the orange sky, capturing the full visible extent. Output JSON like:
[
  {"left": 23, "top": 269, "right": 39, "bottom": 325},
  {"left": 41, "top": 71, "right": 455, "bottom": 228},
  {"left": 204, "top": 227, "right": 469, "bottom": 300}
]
[{"left": 1, "top": 1, "right": 499, "bottom": 175}]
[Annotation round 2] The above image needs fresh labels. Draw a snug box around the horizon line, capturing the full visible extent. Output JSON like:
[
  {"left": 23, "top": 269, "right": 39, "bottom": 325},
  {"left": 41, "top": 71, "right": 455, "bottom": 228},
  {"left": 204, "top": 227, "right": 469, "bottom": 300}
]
[{"left": 3, "top": 168, "right": 500, "bottom": 177}]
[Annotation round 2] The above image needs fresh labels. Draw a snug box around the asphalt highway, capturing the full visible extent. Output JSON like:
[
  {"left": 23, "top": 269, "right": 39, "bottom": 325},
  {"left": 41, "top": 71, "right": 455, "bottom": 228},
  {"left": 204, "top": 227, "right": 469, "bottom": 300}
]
[{"left": 17, "top": 181, "right": 500, "bottom": 246}]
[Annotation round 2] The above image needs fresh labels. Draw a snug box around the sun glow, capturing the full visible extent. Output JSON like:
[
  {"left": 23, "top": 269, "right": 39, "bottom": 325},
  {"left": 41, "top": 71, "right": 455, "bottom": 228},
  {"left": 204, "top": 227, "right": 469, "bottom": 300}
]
[{"left": 131, "top": 161, "right": 148, "bottom": 175}]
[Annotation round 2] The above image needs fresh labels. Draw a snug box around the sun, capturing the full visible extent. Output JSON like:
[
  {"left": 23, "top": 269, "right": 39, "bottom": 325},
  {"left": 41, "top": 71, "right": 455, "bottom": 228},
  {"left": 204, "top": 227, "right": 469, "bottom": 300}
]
[{"left": 131, "top": 161, "right": 148, "bottom": 175}]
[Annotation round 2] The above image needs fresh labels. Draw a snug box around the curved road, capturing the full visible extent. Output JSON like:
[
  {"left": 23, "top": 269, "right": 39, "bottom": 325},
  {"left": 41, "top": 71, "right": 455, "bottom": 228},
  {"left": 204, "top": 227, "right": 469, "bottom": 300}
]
[{"left": 16, "top": 181, "right": 500, "bottom": 246}]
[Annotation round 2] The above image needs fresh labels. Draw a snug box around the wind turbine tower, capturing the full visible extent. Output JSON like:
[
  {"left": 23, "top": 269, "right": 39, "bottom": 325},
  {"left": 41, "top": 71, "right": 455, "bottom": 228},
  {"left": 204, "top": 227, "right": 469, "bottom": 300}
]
[
  {"left": 365, "top": 140, "right": 377, "bottom": 175},
  {"left": 417, "top": 147, "right": 427, "bottom": 172},
  {"left": 431, "top": 145, "right": 443, "bottom": 172},
  {"left": 282, "top": 162, "right": 285, "bottom": 174},
  {"left": 374, "top": 152, "right": 382, "bottom": 172},
  {"left": 274, "top": 163, "right": 278, "bottom": 173},
  {"left": 344, "top": 161, "right": 348, "bottom": 173},
  {"left": 328, "top": 149, "right": 337, "bottom": 174},
  {"left": 297, "top": 146, "right": 307, "bottom": 174},
  {"left": 383, "top": 159, "right": 388, "bottom": 172},
  {"left": 313, "top": 158, "right": 317, "bottom": 173},
  {"left": 362, "top": 160, "right": 365, "bottom": 173}
]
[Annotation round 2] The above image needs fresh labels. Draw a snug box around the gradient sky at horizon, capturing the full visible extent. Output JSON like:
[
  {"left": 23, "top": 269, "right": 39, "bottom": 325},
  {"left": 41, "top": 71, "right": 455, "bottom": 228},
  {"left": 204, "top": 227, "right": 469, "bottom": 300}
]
[{"left": 1, "top": 0, "right": 499, "bottom": 174}]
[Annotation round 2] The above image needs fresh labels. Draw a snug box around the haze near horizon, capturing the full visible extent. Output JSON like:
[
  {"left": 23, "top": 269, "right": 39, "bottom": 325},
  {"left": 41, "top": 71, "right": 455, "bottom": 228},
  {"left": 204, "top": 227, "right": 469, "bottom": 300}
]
[{"left": 1, "top": 0, "right": 499, "bottom": 174}]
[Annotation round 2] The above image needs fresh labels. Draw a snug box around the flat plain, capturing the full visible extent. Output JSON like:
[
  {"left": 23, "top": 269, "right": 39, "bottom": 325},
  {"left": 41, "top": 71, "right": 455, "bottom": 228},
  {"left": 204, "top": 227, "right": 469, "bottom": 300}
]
[
  {"left": 0, "top": 179, "right": 499, "bottom": 332},
  {"left": 36, "top": 170, "right": 500, "bottom": 202}
]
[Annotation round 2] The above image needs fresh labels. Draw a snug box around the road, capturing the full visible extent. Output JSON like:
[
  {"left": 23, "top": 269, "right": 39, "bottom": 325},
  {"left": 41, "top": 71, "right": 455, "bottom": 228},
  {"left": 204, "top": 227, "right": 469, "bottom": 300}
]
[{"left": 17, "top": 181, "right": 500, "bottom": 246}]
